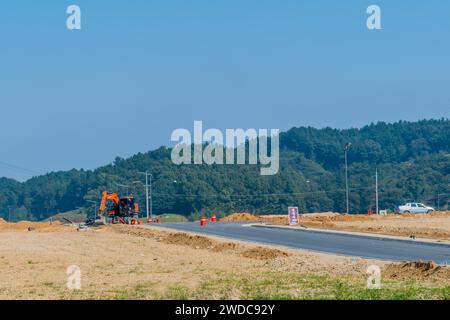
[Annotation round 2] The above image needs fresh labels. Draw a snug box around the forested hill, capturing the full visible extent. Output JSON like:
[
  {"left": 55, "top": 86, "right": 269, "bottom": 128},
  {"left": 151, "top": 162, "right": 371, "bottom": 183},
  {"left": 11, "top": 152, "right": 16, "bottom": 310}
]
[{"left": 1, "top": 119, "right": 449, "bottom": 221}]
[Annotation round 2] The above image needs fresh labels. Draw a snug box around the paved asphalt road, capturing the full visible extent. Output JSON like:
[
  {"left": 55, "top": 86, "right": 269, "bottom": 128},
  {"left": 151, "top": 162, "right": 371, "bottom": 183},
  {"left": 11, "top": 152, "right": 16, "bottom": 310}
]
[{"left": 149, "top": 222, "right": 450, "bottom": 264}]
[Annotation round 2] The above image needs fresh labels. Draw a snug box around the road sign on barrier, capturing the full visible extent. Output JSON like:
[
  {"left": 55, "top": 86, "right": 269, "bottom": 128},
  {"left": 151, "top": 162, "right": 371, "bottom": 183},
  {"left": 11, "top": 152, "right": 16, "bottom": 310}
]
[{"left": 288, "top": 207, "right": 299, "bottom": 225}]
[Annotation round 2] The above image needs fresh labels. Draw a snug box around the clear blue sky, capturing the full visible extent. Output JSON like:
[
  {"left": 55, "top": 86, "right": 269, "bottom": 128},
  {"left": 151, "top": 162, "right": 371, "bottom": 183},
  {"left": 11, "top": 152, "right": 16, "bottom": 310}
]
[{"left": 1, "top": 0, "right": 449, "bottom": 181}]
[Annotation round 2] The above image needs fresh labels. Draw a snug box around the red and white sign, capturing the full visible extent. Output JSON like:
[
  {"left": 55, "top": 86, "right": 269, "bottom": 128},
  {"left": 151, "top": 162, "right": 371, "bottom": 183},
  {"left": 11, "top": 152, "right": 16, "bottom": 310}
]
[{"left": 288, "top": 207, "right": 299, "bottom": 225}]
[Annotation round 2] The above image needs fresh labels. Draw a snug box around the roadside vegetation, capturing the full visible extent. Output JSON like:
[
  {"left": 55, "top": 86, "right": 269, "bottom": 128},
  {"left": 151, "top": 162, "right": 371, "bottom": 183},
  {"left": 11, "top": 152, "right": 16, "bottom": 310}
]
[{"left": 55, "top": 272, "right": 450, "bottom": 300}]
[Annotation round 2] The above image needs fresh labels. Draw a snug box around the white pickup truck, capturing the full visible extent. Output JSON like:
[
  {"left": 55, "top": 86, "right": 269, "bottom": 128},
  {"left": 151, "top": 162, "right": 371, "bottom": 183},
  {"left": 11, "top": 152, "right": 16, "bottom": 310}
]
[{"left": 396, "top": 203, "right": 435, "bottom": 214}]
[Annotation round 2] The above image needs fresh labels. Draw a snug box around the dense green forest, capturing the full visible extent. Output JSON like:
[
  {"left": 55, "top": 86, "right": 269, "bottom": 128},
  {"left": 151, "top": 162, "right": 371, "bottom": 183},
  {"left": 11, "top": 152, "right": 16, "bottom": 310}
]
[{"left": 1, "top": 119, "right": 449, "bottom": 221}]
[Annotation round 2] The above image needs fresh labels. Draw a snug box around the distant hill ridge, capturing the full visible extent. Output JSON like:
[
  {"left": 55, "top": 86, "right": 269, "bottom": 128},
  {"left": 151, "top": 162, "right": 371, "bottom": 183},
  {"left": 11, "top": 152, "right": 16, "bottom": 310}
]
[{"left": 1, "top": 119, "right": 449, "bottom": 221}]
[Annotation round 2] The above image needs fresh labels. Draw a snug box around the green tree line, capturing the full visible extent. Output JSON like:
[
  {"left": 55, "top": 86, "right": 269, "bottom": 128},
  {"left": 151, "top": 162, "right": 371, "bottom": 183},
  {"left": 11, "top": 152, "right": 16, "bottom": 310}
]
[{"left": 1, "top": 119, "right": 449, "bottom": 221}]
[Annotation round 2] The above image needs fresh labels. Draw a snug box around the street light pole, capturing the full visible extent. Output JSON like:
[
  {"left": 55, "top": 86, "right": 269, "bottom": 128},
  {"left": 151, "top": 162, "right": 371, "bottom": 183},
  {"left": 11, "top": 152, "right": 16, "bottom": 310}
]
[
  {"left": 345, "top": 152, "right": 349, "bottom": 214},
  {"left": 146, "top": 173, "right": 149, "bottom": 219},
  {"left": 344, "top": 143, "right": 351, "bottom": 214}
]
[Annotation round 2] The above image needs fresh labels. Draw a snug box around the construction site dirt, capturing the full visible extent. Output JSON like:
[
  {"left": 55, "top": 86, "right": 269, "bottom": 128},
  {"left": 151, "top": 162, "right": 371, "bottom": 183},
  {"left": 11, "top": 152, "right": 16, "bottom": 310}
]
[{"left": 0, "top": 220, "right": 449, "bottom": 299}]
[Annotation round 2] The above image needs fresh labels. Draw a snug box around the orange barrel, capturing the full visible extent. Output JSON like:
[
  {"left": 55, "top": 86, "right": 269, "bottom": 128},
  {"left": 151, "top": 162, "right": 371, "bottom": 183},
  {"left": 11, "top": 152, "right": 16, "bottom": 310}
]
[
  {"left": 200, "top": 216, "right": 207, "bottom": 226},
  {"left": 211, "top": 213, "right": 217, "bottom": 222}
]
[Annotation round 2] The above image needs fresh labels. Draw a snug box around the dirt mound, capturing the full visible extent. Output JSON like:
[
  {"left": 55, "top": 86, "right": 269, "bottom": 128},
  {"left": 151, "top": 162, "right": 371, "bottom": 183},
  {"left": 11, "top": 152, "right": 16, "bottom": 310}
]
[
  {"left": 221, "top": 213, "right": 264, "bottom": 222},
  {"left": 241, "top": 246, "right": 290, "bottom": 260},
  {"left": 212, "top": 242, "right": 239, "bottom": 252},
  {"left": 114, "top": 225, "right": 240, "bottom": 252},
  {"left": 162, "top": 232, "right": 215, "bottom": 249},
  {"left": 220, "top": 212, "right": 371, "bottom": 228},
  {"left": 263, "top": 212, "right": 351, "bottom": 225},
  {"left": 383, "top": 261, "right": 450, "bottom": 281},
  {"left": 0, "top": 218, "right": 6, "bottom": 224},
  {"left": 111, "top": 224, "right": 159, "bottom": 239},
  {"left": 163, "top": 232, "right": 242, "bottom": 252},
  {"left": 113, "top": 225, "right": 288, "bottom": 259},
  {"left": 0, "top": 220, "right": 64, "bottom": 232},
  {"left": 303, "top": 212, "right": 342, "bottom": 218},
  {"left": 306, "top": 213, "right": 369, "bottom": 223}
]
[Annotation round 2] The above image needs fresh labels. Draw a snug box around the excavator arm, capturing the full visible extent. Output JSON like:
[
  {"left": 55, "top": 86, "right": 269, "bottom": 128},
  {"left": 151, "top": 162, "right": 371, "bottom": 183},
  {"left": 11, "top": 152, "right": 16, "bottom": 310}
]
[{"left": 98, "top": 191, "right": 120, "bottom": 214}]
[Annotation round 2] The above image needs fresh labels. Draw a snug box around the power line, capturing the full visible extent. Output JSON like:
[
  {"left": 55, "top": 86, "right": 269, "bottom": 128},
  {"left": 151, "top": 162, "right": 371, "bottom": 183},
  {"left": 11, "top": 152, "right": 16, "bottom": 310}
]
[
  {"left": 0, "top": 160, "right": 43, "bottom": 176},
  {"left": 150, "top": 186, "right": 439, "bottom": 202},
  {"left": 152, "top": 186, "right": 376, "bottom": 199}
]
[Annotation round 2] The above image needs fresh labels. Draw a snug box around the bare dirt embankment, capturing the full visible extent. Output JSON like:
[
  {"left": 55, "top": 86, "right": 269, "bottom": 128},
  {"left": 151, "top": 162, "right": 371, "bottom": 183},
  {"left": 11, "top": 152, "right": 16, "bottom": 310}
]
[
  {"left": 0, "top": 218, "right": 65, "bottom": 232},
  {"left": 0, "top": 220, "right": 449, "bottom": 299},
  {"left": 222, "top": 211, "right": 450, "bottom": 241}
]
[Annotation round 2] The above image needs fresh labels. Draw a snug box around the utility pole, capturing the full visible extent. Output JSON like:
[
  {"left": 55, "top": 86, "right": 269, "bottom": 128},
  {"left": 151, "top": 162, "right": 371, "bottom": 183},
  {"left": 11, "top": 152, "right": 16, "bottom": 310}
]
[
  {"left": 437, "top": 193, "right": 440, "bottom": 211},
  {"left": 150, "top": 174, "right": 153, "bottom": 219},
  {"left": 437, "top": 193, "right": 447, "bottom": 211},
  {"left": 139, "top": 171, "right": 152, "bottom": 219},
  {"left": 344, "top": 143, "right": 351, "bottom": 214},
  {"left": 375, "top": 168, "right": 379, "bottom": 215},
  {"left": 8, "top": 207, "right": 12, "bottom": 222}
]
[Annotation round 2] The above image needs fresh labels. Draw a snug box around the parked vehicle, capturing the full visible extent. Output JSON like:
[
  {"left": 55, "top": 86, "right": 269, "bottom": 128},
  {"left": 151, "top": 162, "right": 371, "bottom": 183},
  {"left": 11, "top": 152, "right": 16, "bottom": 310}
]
[{"left": 396, "top": 203, "right": 435, "bottom": 214}]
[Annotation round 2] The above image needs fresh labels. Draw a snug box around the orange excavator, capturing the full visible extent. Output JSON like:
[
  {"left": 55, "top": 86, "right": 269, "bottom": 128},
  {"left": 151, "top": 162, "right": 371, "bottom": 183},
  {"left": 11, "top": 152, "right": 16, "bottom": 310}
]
[{"left": 98, "top": 191, "right": 141, "bottom": 225}]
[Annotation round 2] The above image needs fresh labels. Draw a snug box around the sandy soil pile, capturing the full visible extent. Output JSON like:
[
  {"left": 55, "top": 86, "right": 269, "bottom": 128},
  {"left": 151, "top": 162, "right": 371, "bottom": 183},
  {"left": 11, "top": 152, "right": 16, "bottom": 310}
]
[
  {"left": 220, "top": 213, "right": 264, "bottom": 222},
  {"left": 0, "top": 220, "right": 65, "bottom": 232},
  {"left": 241, "top": 247, "right": 290, "bottom": 260},
  {"left": 303, "top": 212, "right": 343, "bottom": 218},
  {"left": 162, "top": 232, "right": 216, "bottom": 249},
  {"left": 384, "top": 260, "right": 450, "bottom": 281}
]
